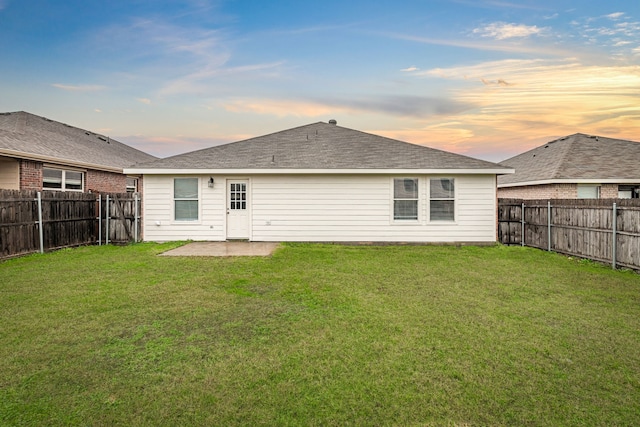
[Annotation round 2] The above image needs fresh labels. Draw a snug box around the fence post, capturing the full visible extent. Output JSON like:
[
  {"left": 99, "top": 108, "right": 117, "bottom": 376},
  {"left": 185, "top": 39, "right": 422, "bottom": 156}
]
[
  {"left": 98, "top": 194, "right": 102, "bottom": 246},
  {"left": 134, "top": 193, "right": 139, "bottom": 243},
  {"left": 106, "top": 194, "right": 110, "bottom": 245},
  {"left": 612, "top": 202, "right": 617, "bottom": 270},
  {"left": 36, "top": 191, "right": 44, "bottom": 254},
  {"left": 547, "top": 200, "right": 552, "bottom": 252},
  {"left": 521, "top": 202, "right": 525, "bottom": 247}
]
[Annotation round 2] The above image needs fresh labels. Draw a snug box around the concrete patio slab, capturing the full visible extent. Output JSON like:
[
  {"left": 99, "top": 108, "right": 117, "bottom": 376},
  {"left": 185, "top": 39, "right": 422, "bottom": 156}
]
[{"left": 159, "top": 241, "right": 280, "bottom": 257}]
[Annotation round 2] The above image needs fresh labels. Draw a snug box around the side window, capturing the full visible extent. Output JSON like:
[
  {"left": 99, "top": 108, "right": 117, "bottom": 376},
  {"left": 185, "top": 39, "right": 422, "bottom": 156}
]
[
  {"left": 174, "top": 178, "right": 199, "bottom": 221},
  {"left": 577, "top": 185, "right": 600, "bottom": 199},
  {"left": 43, "top": 168, "right": 84, "bottom": 191},
  {"left": 430, "top": 178, "right": 455, "bottom": 221},
  {"left": 43, "top": 168, "right": 63, "bottom": 189},
  {"left": 126, "top": 177, "right": 138, "bottom": 193},
  {"left": 393, "top": 178, "right": 419, "bottom": 221}
]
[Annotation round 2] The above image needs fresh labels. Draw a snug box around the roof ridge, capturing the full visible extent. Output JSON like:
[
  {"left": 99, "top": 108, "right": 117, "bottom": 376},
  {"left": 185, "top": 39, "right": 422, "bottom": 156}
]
[
  {"left": 547, "top": 134, "right": 577, "bottom": 179},
  {"left": 156, "top": 121, "right": 331, "bottom": 161}
]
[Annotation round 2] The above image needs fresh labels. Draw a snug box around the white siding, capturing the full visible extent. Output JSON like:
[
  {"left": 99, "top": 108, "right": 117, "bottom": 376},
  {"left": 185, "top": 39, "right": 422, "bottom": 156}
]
[
  {"left": 0, "top": 157, "right": 19, "bottom": 190},
  {"left": 143, "top": 175, "right": 226, "bottom": 242},
  {"left": 142, "top": 174, "right": 497, "bottom": 243}
]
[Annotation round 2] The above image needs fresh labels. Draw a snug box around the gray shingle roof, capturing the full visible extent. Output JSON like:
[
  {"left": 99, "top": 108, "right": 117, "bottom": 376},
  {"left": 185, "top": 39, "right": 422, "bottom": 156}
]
[
  {"left": 498, "top": 133, "right": 640, "bottom": 186},
  {"left": 133, "top": 122, "right": 508, "bottom": 171},
  {"left": 0, "top": 111, "right": 156, "bottom": 170}
]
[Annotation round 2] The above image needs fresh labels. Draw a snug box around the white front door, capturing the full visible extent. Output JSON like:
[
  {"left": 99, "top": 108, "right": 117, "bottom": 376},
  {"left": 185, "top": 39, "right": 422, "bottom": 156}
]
[{"left": 227, "top": 180, "right": 250, "bottom": 239}]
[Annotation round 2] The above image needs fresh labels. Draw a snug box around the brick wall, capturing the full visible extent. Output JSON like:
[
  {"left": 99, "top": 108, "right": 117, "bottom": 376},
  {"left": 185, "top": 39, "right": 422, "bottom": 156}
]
[
  {"left": 86, "top": 170, "right": 127, "bottom": 193},
  {"left": 600, "top": 184, "right": 619, "bottom": 198},
  {"left": 19, "top": 160, "right": 43, "bottom": 190},
  {"left": 499, "top": 183, "right": 625, "bottom": 199},
  {"left": 498, "top": 183, "right": 576, "bottom": 199}
]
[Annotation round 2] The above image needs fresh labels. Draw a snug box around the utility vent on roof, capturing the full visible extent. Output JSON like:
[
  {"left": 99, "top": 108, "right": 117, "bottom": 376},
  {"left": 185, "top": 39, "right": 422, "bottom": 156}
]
[
  {"left": 329, "top": 119, "right": 337, "bottom": 125},
  {"left": 98, "top": 136, "right": 107, "bottom": 141}
]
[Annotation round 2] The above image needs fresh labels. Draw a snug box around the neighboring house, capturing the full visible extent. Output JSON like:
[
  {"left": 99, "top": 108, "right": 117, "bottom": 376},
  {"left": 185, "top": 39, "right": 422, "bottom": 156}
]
[
  {"left": 0, "top": 111, "right": 156, "bottom": 193},
  {"left": 125, "top": 121, "right": 513, "bottom": 243},
  {"left": 498, "top": 133, "right": 640, "bottom": 199}
]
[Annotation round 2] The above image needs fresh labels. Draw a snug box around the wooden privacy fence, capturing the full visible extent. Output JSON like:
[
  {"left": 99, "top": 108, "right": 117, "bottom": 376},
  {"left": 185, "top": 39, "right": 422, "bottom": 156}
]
[
  {"left": 0, "top": 190, "right": 140, "bottom": 259},
  {"left": 499, "top": 198, "right": 640, "bottom": 270}
]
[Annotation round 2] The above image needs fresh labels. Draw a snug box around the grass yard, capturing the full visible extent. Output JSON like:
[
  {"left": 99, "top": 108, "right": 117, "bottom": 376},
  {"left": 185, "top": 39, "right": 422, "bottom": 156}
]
[{"left": 1, "top": 243, "right": 639, "bottom": 426}]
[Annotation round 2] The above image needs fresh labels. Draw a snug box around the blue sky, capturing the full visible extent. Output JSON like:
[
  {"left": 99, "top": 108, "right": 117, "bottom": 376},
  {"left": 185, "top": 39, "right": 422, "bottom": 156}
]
[{"left": 1, "top": 0, "right": 639, "bottom": 161}]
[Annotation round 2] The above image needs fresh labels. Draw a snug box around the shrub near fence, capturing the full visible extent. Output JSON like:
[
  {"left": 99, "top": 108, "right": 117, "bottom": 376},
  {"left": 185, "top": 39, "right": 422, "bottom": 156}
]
[
  {"left": 498, "top": 198, "right": 640, "bottom": 271},
  {"left": 0, "top": 189, "right": 140, "bottom": 259}
]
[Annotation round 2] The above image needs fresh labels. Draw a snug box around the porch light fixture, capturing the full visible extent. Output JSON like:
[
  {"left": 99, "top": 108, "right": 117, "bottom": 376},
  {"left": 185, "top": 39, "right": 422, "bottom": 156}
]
[{"left": 208, "top": 177, "right": 215, "bottom": 188}]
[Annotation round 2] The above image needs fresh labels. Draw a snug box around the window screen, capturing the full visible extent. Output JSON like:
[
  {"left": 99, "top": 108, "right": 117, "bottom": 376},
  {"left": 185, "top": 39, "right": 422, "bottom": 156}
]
[{"left": 174, "top": 178, "right": 198, "bottom": 221}]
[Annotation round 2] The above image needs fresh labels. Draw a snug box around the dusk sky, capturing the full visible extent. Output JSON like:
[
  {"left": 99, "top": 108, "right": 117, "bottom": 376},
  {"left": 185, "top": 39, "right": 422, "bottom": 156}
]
[{"left": 1, "top": 0, "right": 639, "bottom": 161}]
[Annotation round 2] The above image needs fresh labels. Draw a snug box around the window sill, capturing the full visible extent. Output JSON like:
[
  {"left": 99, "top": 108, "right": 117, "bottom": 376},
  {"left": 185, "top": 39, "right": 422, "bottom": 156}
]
[{"left": 392, "top": 220, "right": 420, "bottom": 225}]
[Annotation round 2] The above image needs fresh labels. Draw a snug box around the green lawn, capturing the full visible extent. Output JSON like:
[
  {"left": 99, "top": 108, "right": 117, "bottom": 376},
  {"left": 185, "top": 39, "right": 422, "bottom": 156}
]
[{"left": 1, "top": 243, "right": 639, "bottom": 426}]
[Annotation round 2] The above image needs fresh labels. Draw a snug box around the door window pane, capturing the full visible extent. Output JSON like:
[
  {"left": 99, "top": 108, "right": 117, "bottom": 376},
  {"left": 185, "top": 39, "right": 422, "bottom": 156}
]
[{"left": 230, "top": 182, "right": 247, "bottom": 210}]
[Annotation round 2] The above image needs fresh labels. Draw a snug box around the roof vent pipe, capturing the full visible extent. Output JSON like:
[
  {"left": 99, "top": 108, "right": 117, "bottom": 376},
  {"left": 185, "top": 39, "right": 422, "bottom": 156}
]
[{"left": 328, "top": 119, "right": 337, "bottom": 125}]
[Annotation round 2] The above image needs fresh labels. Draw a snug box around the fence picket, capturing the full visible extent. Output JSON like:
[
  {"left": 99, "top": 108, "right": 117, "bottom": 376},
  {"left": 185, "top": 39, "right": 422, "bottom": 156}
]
[
  {"left": 0, "top": 189, "right": 140, "bottom": 259},
  {"left": 499, "top": 198, "right": 640, "bottom": 271}
]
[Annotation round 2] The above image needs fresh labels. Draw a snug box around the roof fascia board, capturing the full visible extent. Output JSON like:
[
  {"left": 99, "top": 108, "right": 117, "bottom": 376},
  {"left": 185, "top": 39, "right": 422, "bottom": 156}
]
[
  {"left": 124, "top": 167, "right": 514, "bottom": 175},
  {"left": 0, "top": 149, "right": 123, "bottom": 174}
]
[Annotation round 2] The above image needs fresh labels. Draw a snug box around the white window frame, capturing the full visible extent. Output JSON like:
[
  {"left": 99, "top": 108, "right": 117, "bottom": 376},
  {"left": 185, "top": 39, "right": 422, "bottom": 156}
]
[
  {"left": 577, "top": 184, "right": 600, "bottom": 199},
  {"left": 126, "top": 177, "right": 138, "bottom": 193},
  {"left": 42, "top": 167, "right": 84, "bottom": 192},
  {"left": 429, "top": 177, "right": 456, "bottom": 222},
  {"left": 173, "top": 178, "right": 200, "bottom": 222},
  {"left": 392, "top": 177, "right": 420, "bottom": 223}
]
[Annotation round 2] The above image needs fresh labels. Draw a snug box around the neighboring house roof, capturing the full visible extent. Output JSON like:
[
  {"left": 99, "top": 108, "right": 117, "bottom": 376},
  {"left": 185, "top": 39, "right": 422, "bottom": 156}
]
[
  {"left": 498, "top": 133, "right": 640, "bottom": 187},
  {"left": 0, "top": 111, "right": 156, "bottom": 172},
  {"left": 127, "top": 121, "right": 511, "bottom": 174}
]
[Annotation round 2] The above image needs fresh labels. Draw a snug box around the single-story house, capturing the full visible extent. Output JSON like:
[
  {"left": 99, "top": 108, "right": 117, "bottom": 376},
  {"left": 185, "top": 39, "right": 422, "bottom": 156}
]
[
  {"left": 0, "top": 111, "right": 156, "bottom": 193},
  {"left": 498, "top": 133, "right": 640, "bottom": 199},
  {"left": 125, "top": 121, "right": 513, "bottom": 243}
]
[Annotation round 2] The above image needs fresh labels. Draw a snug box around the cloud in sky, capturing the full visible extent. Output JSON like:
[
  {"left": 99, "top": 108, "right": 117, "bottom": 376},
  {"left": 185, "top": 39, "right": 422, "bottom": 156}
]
[
  {"left": 118, "top": 134, "right": 239, "bottom": 158},
  {"left": 2, "top": 1, "right": 640, "bottom": 161},
  {"left": 605, "top": 12, "right": 625, "bottom": 20},
  {"left": 223, "top": 95, "right": 472, "bottom": 120},
  {"left": 158, "top": 61, "right": 285, "bottom": 97},
  {"left": 52, "top": 83, "right": 106, "bottom": 92},
  {"left": 387, "top": 32, "right": 576, "bottom": 57},
  {"left": 473, "top": 22, "right": 545, "bottom": 40},
  {"left": 401, "top": 58, "right": 640, "bottom": 159}
]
